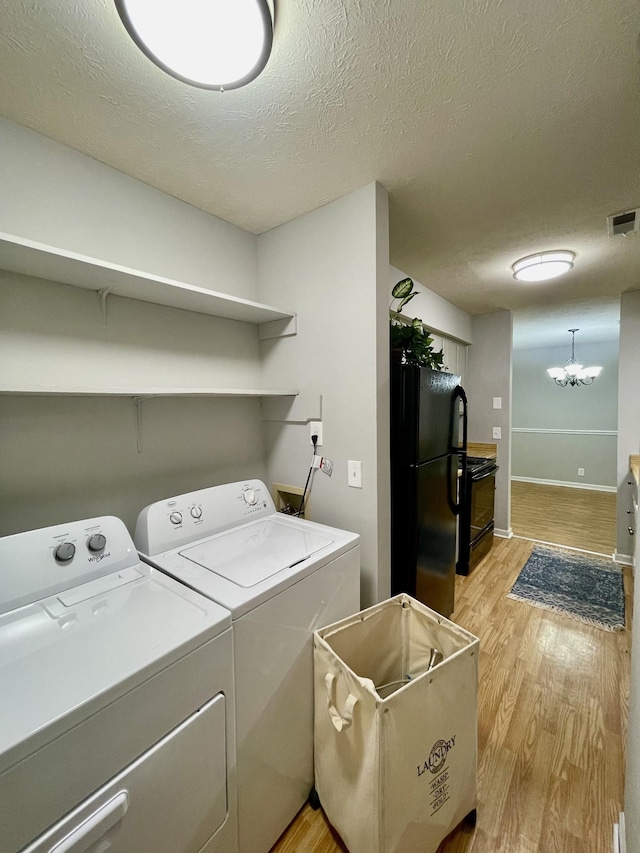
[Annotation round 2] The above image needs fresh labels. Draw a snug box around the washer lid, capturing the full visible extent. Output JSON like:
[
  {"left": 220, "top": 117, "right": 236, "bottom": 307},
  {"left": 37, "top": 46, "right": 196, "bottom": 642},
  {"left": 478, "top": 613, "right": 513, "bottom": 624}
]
[
  {"left": 179, "top": 517, "right": 334, "bottom": 587},
  {"left": 0, "top": 564, "right": 230, "bottom": 774}
]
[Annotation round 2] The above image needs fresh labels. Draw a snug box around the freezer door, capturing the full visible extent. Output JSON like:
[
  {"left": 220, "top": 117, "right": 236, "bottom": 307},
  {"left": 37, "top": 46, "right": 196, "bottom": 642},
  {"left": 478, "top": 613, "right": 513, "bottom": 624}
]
[
  {"left": 416, "top": 370, "right": 461, "bottom": 462},
  {"left": 415, "top": 455, "right": 457, "bottom": 617}
]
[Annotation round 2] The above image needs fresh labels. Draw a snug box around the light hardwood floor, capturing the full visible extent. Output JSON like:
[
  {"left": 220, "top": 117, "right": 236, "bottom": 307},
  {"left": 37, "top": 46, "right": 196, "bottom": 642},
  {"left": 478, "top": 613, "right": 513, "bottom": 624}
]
[
  {"left": 271, "top": 536, "right": 631, "bottom": 852},
  {"left": 511, "top": 480, "right": 617, "bottom": 555}
]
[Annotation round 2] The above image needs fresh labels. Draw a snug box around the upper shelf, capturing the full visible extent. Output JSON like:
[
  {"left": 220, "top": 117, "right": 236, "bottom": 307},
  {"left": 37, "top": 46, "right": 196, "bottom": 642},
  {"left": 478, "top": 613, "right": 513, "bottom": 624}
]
[
  {"left": 0, "top": 385, "right": 298, "bottom": 399},
  {"left": 0, "top": 231, "right": 295, "bottom": 328}
]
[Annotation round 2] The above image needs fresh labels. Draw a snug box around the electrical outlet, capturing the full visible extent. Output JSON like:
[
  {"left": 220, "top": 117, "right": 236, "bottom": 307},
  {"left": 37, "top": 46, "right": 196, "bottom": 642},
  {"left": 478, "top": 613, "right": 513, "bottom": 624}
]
[
  {"left": 493, "top": 397, "right": 502, "bottom": 409},
  {"left": 309, "top": 420, "right": 323, "bottom": 446},
  {"left": 492, "top": 427, "right": 501, "bottom": 440},
  {"left": 578, "top": 467, "right": 585, "bottom": 476},
  {"left": 320, "top": 457, "right": 333, "bottom": 476}
]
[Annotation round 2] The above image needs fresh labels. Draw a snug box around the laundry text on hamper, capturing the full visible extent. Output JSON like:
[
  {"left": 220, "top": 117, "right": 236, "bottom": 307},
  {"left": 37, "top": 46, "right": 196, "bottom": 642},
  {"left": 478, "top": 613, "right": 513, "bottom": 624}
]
[{"left": 417, "top": 735, "right": 457, "bottom": 778}]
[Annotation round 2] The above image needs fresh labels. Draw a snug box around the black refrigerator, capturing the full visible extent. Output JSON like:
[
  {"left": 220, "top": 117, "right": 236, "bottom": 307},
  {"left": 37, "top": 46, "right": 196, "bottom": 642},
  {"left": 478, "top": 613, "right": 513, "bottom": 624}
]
[{"left": 390, "top": 363, "right": 468, "bottom": 617}]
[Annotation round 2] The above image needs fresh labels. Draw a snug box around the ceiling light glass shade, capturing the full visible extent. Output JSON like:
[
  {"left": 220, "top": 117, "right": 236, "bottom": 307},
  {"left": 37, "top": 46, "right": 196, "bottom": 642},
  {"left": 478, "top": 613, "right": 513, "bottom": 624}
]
[
  {"left": 512, "top": 251, "right": 575, "bottom": 282},
  {"left": 115, "top": 0, "right": 274, "bottom": 90},
  {"left": 546, "top": 367, "right": 565, "bottom": 379}
]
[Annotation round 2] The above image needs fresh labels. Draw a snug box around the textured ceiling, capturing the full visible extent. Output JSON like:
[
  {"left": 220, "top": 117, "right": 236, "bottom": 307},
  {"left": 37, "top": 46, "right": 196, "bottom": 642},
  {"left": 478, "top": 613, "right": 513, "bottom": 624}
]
[{"left": 1, "top": 0, "right": 639, "bottom": 342}]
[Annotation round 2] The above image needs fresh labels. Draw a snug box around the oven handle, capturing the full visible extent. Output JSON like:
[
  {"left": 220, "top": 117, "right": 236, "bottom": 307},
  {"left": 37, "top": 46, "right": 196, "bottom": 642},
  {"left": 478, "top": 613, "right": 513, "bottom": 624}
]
[{"left": 471, "top": 465, "right": 499, "bottom": 482}]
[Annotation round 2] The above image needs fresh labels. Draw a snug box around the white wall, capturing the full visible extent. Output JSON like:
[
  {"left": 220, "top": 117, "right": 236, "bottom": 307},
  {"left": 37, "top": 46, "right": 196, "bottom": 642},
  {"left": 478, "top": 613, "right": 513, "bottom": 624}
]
[
  {"left": 389, "top": 265, "right": 472, "bottom": 344},
  {"left": 512, "top": 340, "right": 618, "bottom": 489},
  {"left": 0, "top": 118, "right": 267, "bottom": 535},
  {"left": 466, "top": 311, "right": 513, "bottom": 536},
  {"left": 259, "top": 183, "right": 390, "bottom": 607}
]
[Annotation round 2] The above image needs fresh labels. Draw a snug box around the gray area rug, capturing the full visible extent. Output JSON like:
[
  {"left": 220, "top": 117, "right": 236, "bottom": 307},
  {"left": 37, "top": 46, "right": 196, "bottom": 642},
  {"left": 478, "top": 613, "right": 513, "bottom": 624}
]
[{"left": 508, "top": 545, "right": 625, "bottom": 632}]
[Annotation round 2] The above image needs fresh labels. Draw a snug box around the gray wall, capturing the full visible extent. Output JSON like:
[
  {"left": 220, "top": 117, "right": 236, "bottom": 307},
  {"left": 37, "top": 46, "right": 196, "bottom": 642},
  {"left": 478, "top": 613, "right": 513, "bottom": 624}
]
[
  {"left": 622, "top": 292, "right": 640, "bottom": 852},
  {"left": 512, "top": 340, "right": 618, "bottom": 488},
  {"left": 466, "top": 311, "right": 512, "bottom": 535},
  {"left": 617, "top": 290, "right": 640, "bottom": 562},
  {"left": 258, "top": 183, "right": 391, "bottom": 607}
]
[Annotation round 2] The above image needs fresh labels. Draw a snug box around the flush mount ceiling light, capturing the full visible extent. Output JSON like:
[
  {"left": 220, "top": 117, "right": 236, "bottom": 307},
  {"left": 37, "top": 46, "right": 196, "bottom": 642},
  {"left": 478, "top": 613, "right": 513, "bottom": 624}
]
[
  {"left": 115, "top": 0, "right": 274, "bottom": 91},
  {"left": 512, "top": 251, "right": 575, "bottom": 282},
  {"left": 546, "top": 329, "right": 603, "bottom": 387}
]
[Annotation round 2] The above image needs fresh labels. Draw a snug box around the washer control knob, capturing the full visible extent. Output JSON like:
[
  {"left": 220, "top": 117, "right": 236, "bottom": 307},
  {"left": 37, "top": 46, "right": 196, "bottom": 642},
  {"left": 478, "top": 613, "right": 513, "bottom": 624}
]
[
  {"left": 169, "top": 512, "right": 183, "bottom": 525},
  {"left": 54, "top": 542, "right": 76, "bottom": 562},
  {"left": 190, "top": 505, "right": 202, "bottom": 519},
  {"left": 243, "top": 489, "right": 257, "bottom": 506},
  {"left": 87, "top": 533, "right": 106, "bottom": 552}
]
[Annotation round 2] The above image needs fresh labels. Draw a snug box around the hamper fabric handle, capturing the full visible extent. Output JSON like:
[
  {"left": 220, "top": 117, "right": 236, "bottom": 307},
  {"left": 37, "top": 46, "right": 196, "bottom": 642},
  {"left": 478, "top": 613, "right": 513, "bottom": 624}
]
[{"left": 325, "top": 672, "right": 358, "bottom": 732}]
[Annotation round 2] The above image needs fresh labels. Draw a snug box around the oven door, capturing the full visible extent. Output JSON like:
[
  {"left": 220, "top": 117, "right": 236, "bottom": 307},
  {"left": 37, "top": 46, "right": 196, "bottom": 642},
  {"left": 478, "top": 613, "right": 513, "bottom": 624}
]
[
  {"left": 469, "top": 468, "right": 496, "bottom": 540},
  {"left": 469, "top": 522, "right": 495, "bottom": 572}
]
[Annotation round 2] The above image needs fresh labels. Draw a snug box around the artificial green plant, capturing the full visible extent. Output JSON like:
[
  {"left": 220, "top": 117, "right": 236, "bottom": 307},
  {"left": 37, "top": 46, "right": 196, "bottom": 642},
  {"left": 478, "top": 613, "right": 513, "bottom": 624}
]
[{"left": 390, "top": 278, "right": 445, "bottom": 370}]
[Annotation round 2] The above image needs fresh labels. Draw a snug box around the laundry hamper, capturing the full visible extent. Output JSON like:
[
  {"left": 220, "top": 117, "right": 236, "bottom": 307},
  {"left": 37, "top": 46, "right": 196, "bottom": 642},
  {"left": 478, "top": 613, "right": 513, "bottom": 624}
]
[{"left": 313, "top": 593, "right": 479, "bottom": 853}]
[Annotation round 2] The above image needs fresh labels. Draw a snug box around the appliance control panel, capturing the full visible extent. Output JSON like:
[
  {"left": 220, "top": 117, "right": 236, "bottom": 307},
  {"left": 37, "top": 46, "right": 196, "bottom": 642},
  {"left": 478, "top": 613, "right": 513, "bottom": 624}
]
[
  {"left": 135, "top": 479, "right": 276, "bottom": 556},
  {"left": 0, "top": 516, "right": 139, "bottom": 616}
]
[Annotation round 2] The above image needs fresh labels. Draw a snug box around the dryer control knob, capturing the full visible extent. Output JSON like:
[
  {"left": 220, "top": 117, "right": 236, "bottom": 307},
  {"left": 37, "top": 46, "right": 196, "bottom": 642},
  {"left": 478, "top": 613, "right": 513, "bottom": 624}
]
[
  {"left": 54, "top": 542, "right": 76, "bottom": 562},
  {"left": 169, "top": 512, "right": 183, "bottom": 525},
  {"left": 243, "top": 489, "right": 257, "bottom": 506},
  {"left": 87, "top": 533, "right": 106, "bottom": 552},
  {"left": 190, "top": 506, "right": 203, "bottom": 519}
]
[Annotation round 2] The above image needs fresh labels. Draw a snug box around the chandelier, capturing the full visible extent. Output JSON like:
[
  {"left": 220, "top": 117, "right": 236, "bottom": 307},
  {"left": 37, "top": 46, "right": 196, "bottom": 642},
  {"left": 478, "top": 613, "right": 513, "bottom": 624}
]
[{"left": 546, "top": 329, "right": 602, "bottom": 387}]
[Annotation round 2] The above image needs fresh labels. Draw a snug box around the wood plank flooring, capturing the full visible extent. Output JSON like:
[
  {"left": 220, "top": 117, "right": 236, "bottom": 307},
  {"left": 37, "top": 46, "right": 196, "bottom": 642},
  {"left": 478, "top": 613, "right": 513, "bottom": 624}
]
[
  {"left": 510, "top": 480, "right": 617, "bottom": 555},
  {"left": 271, "top": 536, "right": 631, "bottom": 852}
]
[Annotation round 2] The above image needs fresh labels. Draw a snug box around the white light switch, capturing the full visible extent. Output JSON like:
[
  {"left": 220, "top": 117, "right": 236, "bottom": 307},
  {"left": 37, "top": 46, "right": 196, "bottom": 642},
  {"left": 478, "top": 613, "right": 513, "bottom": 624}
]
[
  {"left": 492, "top": 427, "right": 502, "bottom": 440},
  {"left": 493, "top": 397, "right": 502, "bottom": 409},
  {"left": 348, "top": 460, "right": 363, "bottom": 488}
]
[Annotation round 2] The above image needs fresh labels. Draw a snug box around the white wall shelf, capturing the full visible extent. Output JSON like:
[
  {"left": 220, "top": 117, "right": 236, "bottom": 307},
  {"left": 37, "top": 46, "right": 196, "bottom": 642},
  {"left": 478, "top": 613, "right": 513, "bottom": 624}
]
[
  {"left": 0, "top": 231, "right": 296, "bottom": 332},
  {"left": 0, "top": 385, "right": 298, "bottom": 399}
]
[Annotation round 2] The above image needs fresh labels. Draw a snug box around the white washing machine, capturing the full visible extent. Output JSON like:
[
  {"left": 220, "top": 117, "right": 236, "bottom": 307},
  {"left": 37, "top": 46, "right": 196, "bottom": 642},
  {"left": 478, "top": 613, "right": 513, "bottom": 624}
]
[
  {"left": 0, "top": 515, "right": 238, "bottom": 853},
  {"left": 135, "top": 479, "right": 361, "bottom": 853}
]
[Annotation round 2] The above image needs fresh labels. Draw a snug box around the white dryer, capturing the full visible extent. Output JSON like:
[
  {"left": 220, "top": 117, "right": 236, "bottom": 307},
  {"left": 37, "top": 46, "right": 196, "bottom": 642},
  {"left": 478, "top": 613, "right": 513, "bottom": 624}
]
[
  {"left": 135, "top": 479, "right": 361, "bottom": 853},
  {"left": 0, "top": 515, "right": 238, "bottom": 853}
]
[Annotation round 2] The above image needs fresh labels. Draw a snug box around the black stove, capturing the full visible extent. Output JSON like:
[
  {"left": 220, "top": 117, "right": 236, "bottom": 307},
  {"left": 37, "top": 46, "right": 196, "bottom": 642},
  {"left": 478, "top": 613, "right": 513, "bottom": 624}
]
[
  {"left": 464, "top": 456, "right": 497, "bottom": 477},
  {"left": 457, "top": 455, "right": 499, "bottom": 575}
]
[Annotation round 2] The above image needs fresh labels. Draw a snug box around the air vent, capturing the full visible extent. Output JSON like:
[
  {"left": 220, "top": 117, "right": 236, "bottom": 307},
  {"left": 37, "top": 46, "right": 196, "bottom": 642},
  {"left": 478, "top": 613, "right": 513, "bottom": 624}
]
[{"left": 607, "top": 209, "right": 640, "bottom": 237}]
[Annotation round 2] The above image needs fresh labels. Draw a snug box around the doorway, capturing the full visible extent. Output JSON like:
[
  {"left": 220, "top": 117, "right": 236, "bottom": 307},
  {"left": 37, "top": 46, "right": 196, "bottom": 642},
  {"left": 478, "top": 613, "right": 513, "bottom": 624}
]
[{"left": 510, "top": 300, "right": 620, "bottom": 556}]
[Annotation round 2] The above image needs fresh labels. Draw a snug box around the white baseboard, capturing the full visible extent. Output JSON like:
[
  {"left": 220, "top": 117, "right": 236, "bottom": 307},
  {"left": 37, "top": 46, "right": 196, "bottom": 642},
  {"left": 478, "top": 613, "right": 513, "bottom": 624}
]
[
  {"left": 513, "top": 535, "right": 613, "bottom": 559},
  {"left": 614, "top": 551, "right": 634, "bottom": 567},
  {"left": 613, "top": 812, "right": 626, "bottom": 853},
  {"left": 494, "top": 527, "right": 512, "bottom": 539},
  {"left": 512, "top": 476, "right": 616, "bottom": 493}
]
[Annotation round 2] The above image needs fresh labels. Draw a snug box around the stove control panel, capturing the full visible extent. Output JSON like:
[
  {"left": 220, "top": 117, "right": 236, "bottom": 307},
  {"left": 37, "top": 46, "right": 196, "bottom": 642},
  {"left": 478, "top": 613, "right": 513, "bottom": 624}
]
[
  {"left": 135, "top": 479, "right": 276, "bottom": 556},
  {"left": 0, "top": 516, "right": 139, "bottom": 616}
]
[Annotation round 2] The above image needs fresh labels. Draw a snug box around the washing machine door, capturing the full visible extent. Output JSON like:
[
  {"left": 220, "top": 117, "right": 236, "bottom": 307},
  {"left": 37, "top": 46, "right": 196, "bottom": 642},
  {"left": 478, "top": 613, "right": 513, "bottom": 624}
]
[{"left": 180, "top": 517, "right": 334, "bottom": 587}]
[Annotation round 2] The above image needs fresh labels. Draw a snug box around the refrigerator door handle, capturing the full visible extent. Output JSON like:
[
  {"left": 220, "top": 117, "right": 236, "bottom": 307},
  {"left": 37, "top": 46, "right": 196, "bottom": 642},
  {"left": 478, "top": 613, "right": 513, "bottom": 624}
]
[
  {"left": 450, "top": 385, "right": 468, "bottom": 453},
  {"left": 447, "top": 453, "right": 466, "bottom": 515}
]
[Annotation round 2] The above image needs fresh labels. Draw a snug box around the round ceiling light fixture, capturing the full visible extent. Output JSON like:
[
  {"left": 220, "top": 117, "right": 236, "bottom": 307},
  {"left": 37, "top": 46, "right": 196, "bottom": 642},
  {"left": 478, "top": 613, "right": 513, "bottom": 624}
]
[
  {"left": 512, "top": 251, "right": 575, "bottom": 282},
  {"left": 115, "top": 0, "right": 274, "bottom": 91}
]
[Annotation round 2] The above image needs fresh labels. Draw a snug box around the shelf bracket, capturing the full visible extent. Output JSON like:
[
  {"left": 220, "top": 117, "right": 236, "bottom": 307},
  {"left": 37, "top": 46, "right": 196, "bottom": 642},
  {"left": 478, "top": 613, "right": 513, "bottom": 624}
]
[
  {"left": 134, "top": 397, "right": 144, "bottom": 454},
  {"left": 98, "top": 287, "right": 113, "bottom": 326},
  {"left": 261, "top": 392, "right": 322, "bottom": 424},
  {"left": 258, "top": 314, "right": 297, "bottom": 341}
]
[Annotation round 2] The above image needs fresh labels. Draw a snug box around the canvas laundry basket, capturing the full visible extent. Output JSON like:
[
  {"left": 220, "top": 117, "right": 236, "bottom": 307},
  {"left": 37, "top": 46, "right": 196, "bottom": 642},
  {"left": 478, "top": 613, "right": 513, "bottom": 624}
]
[{"left": 313, "top": 593, "right": 479, "bottom": 853}]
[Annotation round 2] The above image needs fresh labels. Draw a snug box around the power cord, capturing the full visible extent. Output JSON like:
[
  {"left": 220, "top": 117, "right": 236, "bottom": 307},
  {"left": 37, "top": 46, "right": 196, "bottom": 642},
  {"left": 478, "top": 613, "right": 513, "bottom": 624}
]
[{"left": 297, "top": 432, "right": 318, "bottom": 517}]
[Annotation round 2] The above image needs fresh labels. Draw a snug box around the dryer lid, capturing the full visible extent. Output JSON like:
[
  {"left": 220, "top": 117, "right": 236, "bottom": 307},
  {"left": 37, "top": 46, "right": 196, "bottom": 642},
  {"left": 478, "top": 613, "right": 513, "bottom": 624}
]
[{"left": 179, "top": 517, "right": 334, "bottom": 587}]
